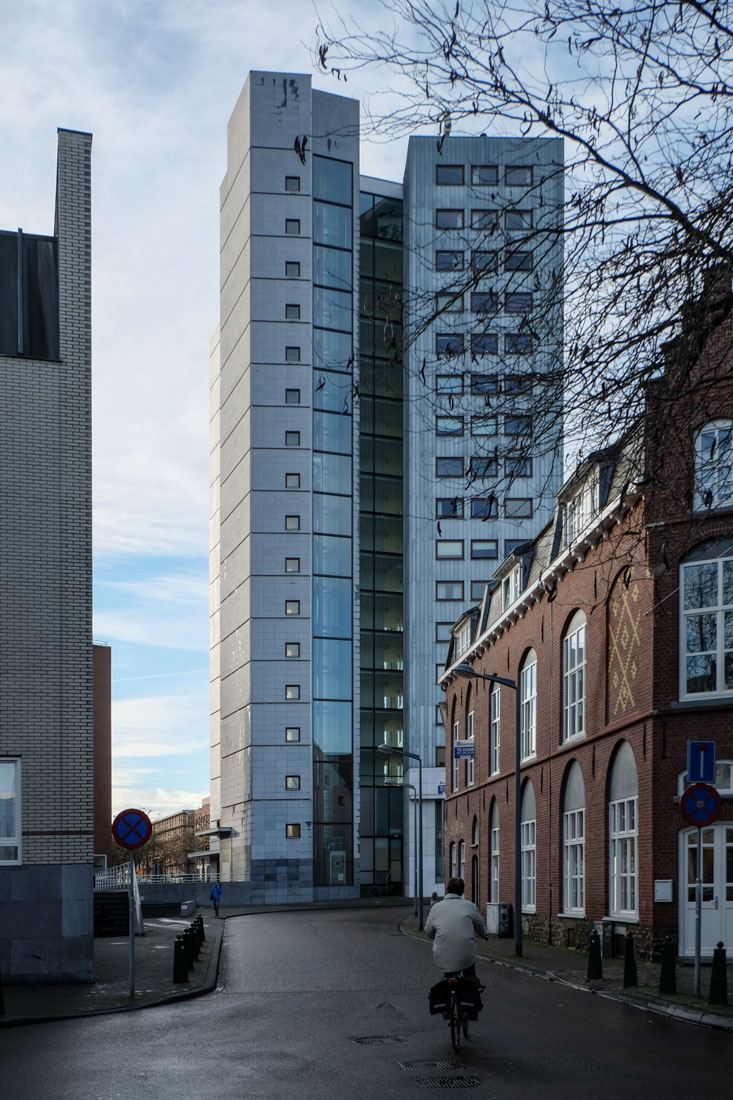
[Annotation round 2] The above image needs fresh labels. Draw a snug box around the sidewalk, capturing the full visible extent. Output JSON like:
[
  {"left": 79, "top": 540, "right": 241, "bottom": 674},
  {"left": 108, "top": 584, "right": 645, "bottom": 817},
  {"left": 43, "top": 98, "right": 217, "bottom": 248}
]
[{"left": 403, "top": 912, "right": 733, "bottom": 1031}]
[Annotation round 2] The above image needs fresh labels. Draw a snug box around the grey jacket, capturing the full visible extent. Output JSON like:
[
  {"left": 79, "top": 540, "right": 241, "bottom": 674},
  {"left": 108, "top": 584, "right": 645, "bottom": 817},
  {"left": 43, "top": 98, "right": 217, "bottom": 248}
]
[{"left": 424, "top": 892, "right": 487, "bottom": 972}]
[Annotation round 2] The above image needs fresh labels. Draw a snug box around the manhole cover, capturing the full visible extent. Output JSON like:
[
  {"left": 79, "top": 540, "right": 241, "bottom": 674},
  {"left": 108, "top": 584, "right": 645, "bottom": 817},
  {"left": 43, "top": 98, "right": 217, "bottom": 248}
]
[
  {"left": 399, "top": 1059, "right": 461, "bottom": 1072},
  {"left": 350, "top": 1035, "right": 405, "bottom": 1045},
  {"left": 415, "top": 1077, "right": 481, "bottom": 1089}
]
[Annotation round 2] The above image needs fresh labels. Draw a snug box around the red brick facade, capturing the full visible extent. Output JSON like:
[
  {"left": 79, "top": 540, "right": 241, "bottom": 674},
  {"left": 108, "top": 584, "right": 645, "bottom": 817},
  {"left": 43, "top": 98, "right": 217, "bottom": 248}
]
[{"left": 441, "top": 283, "right": 733, "bottom": 958}]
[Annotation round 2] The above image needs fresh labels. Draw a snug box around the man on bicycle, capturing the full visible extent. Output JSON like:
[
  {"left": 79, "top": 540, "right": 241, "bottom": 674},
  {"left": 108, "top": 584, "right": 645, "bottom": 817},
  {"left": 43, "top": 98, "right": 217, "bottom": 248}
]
[{"left": 424, "top": 876, "right": 487, "bottom": 984}]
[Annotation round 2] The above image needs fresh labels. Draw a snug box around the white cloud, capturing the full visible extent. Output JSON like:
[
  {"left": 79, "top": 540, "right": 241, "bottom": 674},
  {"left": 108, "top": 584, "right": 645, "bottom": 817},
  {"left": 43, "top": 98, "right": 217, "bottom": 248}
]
[{"left": 112, "top": 693, "right": 208, "bottom": 758}]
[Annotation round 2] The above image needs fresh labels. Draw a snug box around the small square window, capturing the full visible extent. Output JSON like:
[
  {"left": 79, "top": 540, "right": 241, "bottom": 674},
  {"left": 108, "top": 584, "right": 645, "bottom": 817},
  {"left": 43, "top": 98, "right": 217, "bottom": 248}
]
[
  {"left": 471, "top": 292, "right": 498, "bottom": 314},
  {"left": 285, "top": 388, "right": 301, "bottom": 404},
  {"left": 436, "top": 374, "right": 464, "bottom": 395},
  {"left": 505, "top": 414, "right": 532, "bottom": 436},
  {"left": 505, "top": 456, "right": 532, "bottom": 477},
  {"left": 471, "top": 538, "right": 498, "bottom": 559},
  {"left": 436, "top": 457, "right": 464, "bottom": 477},
  {"left": 436, "top": 705, "right": 445, "bottom": 725},
  {"left": 436, "top": 416, "right": 464, "bottom": 436},
  {"left": 286, "top": 823, "right": 301, "bottom": 838},
  {"left": 285, "top": 261, "right": 301, "bottom": 277},
  {"left": 471, "top": 334, "right": 498, "bottom": 357},
  {"left": 505, "top": 333, "right": 533, "bottom": 354},
  {"left": 285, "top": 303, "right": 301, "bottom": 320},
  {"left": 505, "top": 497, "right": 533, "bottom": 518},
  {"left": 285, "top": 473, "right": 301, "bottom": 488},
  {"left": 436, "top": 539, "right": 464, "bottom": 559},
  {"left": 471, "top": 373, "right": 498, "bottom": 395},
  {"left": 285, "top": 643, "right": 300, "bottom": 658},
  {"left": 285, "top": 684, "right": 301, "bottom": 700},
  {"left": 285, "top": 600, "right": 301, "bottom": 615},
  {"left": 285, "top": 515, "right": 301, "bottom": 531},
  {"left": 285, "top": 727, "right": 301, "bottom": 742},
  {"left": 505, "top": 165, "right": 532, "bottom": 186},
  {"left": 436, "top": 164, "right": 464, "bottom": 185},
  {"left": 471, "top": 165, "right": 499, "bottom": 186},
  {"left": 285, "top": 431, "right": 301, "bottom": 446},
  {"left": 436, "top": 209, "right": 464, "bottom": 229},
  {"left": 436, "top": 497, "right": 463, "bottom": 519},
  {"left": 285, "top": 775, "right": 301, "bottom": 790},
  {"left": 506, "top": 208, "right": 533, "bottom": 231},
  {"left": 285, "top": 219, "right": 301, "bottom": 235},
  {"left": 470, "top": 456, "right": 498, "bottom": 479},
  {"left": 505, "top": 292, "right": 533, "bottom": 313},
  {"left": 436, "top": 292, "right": 464, "bottom": 313},
  {"left": 285, "top": 176, "right": 301, "bottom": 193},
  {"left": 471, "top": 415, "right": 497, "bottom": 437},
  {"left": 436, "top": 745, "right": 447, "bottom": 767},
  {"left": 471, "top": 250, "right": 498, "bottom": 272},
  {"left": 436, "top": 662, "right": 446, "bottom": 682},
  {"left": 285, "top": 346, "right": 301, "bottom": 363},
  {"left": 505, "top": 375, "right": 533, "bottom": 395},
  {"left": 436, "top": 334, "right": 465, "bottom": 356},
  {"left": 436, "top": 250, "right": 464, "bottom": 271},
  {"left": 471, "top": 209, "right": 498, "bottom": 230},
  {"left": 471, "top": 497, "right": 498, "bottom": 519},
  {"left": 436, "top": 580, "right": 464, "bottom": 601},
  {"left": 505, "top": 252, "right": 533, "bottom": 273},
  {"left": 470, "top": 580, "right": 489, "bottom": 600},
  {"left": 285, "top": 557, "right": 301, "bottom": 573},
  {"left": 436, "top": 621, "right": 453, "bottom": 642}
]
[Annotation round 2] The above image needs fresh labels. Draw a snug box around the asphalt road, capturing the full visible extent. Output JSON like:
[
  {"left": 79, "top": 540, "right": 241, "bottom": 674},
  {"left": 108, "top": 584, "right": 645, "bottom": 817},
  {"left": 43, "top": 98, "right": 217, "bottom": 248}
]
[{"left": 2, "top": 907, "right": 731, "bottom": 1098}]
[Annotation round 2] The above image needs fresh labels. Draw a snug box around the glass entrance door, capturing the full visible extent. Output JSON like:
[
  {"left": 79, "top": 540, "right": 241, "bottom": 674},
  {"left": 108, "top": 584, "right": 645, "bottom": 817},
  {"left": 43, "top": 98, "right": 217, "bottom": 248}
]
[{"left": 680, "top": 825, "right": 733, "bottom": 956}]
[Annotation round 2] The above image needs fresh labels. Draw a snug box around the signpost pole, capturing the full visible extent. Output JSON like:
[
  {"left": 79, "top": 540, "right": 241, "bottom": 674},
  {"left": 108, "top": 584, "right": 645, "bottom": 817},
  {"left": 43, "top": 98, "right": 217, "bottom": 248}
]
[
  {"left": 129, "top": 849, "right": 136, "bottom": 998},
  {"left": 694, "top": 826, "right": 702, "bottom": 998}
]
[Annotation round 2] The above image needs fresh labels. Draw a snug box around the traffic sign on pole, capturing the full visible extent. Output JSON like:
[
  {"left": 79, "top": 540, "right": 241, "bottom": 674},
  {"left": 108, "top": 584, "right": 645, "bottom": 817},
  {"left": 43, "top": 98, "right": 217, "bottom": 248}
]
[
  {"left": 687, "top": 741, "right": 716, "bottom": 784},
  {"left": 679, "top": 783, "right": 722, "bottom": 827},
  {"left": 112, "top": 808, "right": 152, "bottom": 850}
]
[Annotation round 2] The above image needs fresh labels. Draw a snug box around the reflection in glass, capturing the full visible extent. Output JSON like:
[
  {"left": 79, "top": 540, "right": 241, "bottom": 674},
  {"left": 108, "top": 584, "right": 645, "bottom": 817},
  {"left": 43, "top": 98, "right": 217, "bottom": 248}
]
[
  {"left": 313, "top": 534, "right": 352, "bottom": 577},
  {"left": 314, "top": 201, "right": 352, "bottom": 248},
  {"left": 313, "top": 576, "right": 352, "bottom": 636},
  {"left": 313, "top": 156, "right": 353, "bottom": 205},
  {"left": 313, "top": 328, "right": 352, "bottom": 372},
  {"left": 313, "top": 411, "right": 352, "bottom": 454},
  {"left": 313, "top": 452, "right": 351, "bottom": 494},
  {"left": 314, "top": 244, "right": 352, "bottom": 290},
  {"left": 313, "top": 370, "right": 351, "bottom": 413},
  {"left": 314, "top": 286, "right": 353, "bottom": 332},
  {"left": 313, "top": 701, "right": 352, "bottom": 754},
  {"left": 313, "top": 638, "right": 352, "bottom": 699},
  {"left": 314, "top": 493, "right": 352, "bottom": 535}
]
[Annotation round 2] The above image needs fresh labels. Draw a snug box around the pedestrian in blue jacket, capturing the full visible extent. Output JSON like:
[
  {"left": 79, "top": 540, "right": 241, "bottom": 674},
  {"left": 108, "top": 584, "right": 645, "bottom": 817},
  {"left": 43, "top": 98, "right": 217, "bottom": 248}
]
[{"left": 210, "top": 880, "right": 223, "bottom": 917}]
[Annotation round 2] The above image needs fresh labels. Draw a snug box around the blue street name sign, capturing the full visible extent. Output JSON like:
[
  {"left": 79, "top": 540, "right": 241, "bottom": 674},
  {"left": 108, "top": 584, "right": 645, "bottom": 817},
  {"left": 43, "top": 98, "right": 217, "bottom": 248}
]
[
  {"left": 687, "top": 740, "right": 716, "bottom": 784},
  {"left": 454, "top": 742, "right": 475, "bottom": 759},
  {"left": 437, "top": 782, "right": 446, "bottom": 796}
]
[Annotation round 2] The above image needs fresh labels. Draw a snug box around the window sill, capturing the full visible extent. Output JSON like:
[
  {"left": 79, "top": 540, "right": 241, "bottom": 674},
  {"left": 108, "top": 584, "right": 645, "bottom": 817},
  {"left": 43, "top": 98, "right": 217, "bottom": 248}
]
[
  {"left": 672, "top": 695, "right": 733, "bottom": 710},
  {"left": 520, "top": 754, "right": 537, "bottom": 765},
  {"left": 601, "top": 914, "right": 639, "bottom": 925},
  {"left": 561, "top": 732, "right": 586, "bottom": 746},
  {"left": 522, "top": 907, "right": 536, "bottom": 915},
  {"left": 556, "top": 911, "right": 586, "bottom": 920}
]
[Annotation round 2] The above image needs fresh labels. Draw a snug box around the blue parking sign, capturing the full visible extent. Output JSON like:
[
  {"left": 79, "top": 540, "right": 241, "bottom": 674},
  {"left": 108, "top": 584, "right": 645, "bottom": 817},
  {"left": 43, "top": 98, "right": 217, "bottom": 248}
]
[{"left": 687, "top": 741, "right": 716, "bottom": 784}]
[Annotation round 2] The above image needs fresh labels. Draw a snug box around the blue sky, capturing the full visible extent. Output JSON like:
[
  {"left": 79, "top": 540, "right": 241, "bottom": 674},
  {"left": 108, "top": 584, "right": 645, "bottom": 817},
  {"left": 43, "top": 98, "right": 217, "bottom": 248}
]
[{"left": 1, "top": 0, "right": 408, "bottom": 820}]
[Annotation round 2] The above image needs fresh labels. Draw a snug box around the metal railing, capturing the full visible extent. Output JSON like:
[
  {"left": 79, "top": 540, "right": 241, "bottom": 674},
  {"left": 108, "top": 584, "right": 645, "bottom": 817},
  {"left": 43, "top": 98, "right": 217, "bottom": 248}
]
[{"left": 94, "top": 867, "right": 247, "bottom": 890}]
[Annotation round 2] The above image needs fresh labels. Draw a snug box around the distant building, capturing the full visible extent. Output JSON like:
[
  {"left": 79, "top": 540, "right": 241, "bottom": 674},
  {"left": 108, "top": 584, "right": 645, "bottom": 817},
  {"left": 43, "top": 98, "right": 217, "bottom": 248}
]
[
  {"left": 441, "top": 273, "right": 733, "bottom": 957},
  {"left": 209, "top": 71, "right": 565, "bottom": 902},
  {"left": 0, "top": 129, "right": 94, "bottom": 982}
]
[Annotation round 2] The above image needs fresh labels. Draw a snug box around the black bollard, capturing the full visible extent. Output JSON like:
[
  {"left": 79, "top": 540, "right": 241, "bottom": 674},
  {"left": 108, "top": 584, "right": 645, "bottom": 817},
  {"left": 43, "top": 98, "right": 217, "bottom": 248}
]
[
  {"left": 623, "top": 931, "right": 638, "bottom": 988},
  {"left": 198, "top": 916, "right": 206, "bottom": 944},
  {"left": 190, "top": 921, "right": 201, "bottom": 959},
  {"left": 173, "top": 936, "right": 189, "bottom": 983},
  {"left": 587, "top": 929, "right": 603, "bottom": 981},
  {"left": 708, "top": 942, "right": 728, "bottom": 1006},
  {"left": 183, "top": 927, "right": 195, "bottom": 969},
  {"left": 658, "top": 937, "right": 676, "bottom": 995}
]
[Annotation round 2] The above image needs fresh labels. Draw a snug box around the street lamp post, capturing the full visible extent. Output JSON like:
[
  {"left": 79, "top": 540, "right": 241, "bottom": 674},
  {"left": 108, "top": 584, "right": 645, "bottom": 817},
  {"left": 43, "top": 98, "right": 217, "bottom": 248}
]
[
  {"left": 378, "top": 743, "right": 424, "bottom": 930},
  {"left": 452, "top": 661, "right": 523, "bottom": 957},
  {"left": 385, "top": 777, "right": 418, "bottom": 916}
]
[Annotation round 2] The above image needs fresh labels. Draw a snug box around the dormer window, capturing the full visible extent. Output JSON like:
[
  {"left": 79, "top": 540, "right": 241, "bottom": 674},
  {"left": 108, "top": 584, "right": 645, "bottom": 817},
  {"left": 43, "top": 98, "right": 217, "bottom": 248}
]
[
  {"left": 455, "top": 620, "right": 472, "bottom": 657},
  {"left": 565, "top": 478, "right": 599, "bottom": 545},
  {"left": 694, "top": 420, "right": 732, "bottom": 511},
  {"left": 502, "top": 564, "right": 521, "bottom": 610}
]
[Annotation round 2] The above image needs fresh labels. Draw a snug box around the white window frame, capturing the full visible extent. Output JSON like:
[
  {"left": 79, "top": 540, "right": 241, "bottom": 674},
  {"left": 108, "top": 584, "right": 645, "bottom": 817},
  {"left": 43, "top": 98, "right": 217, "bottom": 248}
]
[
  {"left": 458, "top": 839, "right": 466, "bottom": 881},
  {"left": 521, "top": 819, "right": 536, "bottom": 911},
  {"left": 0, "top": 758, "right": 21, "bottom": 865},
  {"left": 680, "top": 550, "right": 733, "bottom": 699},
  {"left": 563, "top": 808, "right": 585, "bottom": 914},
  {"left": 609, "top": 796, "right": 638, "bottom": 917},
  {"left": 466, "top": 710, "right": 475, "bottom": 786},
  {"left": 455, "top": 620, "right": 472, "bottom": 656},
  {"left": 490, "top": 820, "right": 500, "bottom": 903},
  {"left": 452, "top": 721, "right": 459, "bottom": 791},
  {"left": 563, "top": 612, "right": 586, "bottom": 741},
  {"left": 502, "top": 564, "right": 521, "bottom": 610},
  {"left": 449, "top": 841, "right": 457, "bottom": 879},
  {"left": 520, "top": 653, "right": 537, "bottom": 760},
  {"left": 489, "top": 684, "right": 501, "bottom": 775},
  {"left": 694, "top": 419, "right": 733, "bottom": 511},
  {"left": 565, "top": 477, "right": 599, "bottom": 545}
]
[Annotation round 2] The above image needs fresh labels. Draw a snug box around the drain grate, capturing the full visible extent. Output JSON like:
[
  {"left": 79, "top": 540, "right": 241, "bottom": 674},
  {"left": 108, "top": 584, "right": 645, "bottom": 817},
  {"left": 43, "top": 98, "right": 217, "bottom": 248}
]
[
  {"left": 415, "top": 1076, "right": 481, "bottom": 1090},
  {"left": 350, "top": 1035, "right": 405, "bottom": 1045},
  {"left": 399, "top": 1058, "right": 461, "bottom": 1072}
]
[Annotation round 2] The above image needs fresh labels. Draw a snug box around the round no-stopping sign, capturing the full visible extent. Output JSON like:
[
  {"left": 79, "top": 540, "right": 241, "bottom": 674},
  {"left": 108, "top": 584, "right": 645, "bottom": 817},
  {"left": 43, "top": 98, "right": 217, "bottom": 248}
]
[
  {"left": 680, "top": 784, "right": 722, "bottom": 827},
  {"left": 112, "top": 808, "right": 152, "bottom": 850}
]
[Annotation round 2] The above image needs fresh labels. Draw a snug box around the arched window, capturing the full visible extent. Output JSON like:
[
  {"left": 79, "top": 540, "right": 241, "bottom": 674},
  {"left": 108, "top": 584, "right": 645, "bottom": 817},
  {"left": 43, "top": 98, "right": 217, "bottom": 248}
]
[
  {"left": 472, "top": 815, "right": 479, "bottom": 846},
  {"left": 608, "top": 741, "right": 638, "bottom": 918},
  {"left": 458, "top": 839, "right": 466, "bottom": 882},
  {"left": 562, "top": 761, "right": 585, "bottom": 914},
  {"left": 489, "top": 800, "right": 500, "bottom": 903},
  {"left": 563, "top": 611, "right": 586, "bottom": 741},
  {"left": 451, "top": 698, "right": 459, "bottom": 792},
  {"left": 466, "top": 687, "right": 475, "bottom": 787},
  {"left": 694, "top": 420, "right": 732, "bottom": 511},
  {"left": 680, "top": 538, "right": 733, "bottom": 698},
  {"left": 520, "top": 650, "right": 537, "bottom": 760},
  {"left": 521, "top": 780, "right": 536, "bottom": 912},
  {"left": 490, "top": 683, "right": 501, "bottom": 775},
  {"left": 449, "top": 841, "right": 456, "bottom": 879}
]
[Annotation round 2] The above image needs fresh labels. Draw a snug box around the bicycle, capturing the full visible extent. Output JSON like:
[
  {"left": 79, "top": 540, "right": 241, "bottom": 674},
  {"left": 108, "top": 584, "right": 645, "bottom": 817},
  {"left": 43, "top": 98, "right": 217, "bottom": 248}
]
[{"left": 442, "top": 970, "right": 482, "bottom": 1051}]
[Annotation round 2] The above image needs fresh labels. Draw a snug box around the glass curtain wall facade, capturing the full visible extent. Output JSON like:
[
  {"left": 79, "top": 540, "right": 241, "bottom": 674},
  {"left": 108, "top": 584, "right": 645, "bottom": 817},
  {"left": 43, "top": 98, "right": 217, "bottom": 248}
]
[
  {"left": 358, "top": 183, "right": 405, "bottom": 895},
  {"left": 312, "top": 154, "right": 356, "bottom": 887}
]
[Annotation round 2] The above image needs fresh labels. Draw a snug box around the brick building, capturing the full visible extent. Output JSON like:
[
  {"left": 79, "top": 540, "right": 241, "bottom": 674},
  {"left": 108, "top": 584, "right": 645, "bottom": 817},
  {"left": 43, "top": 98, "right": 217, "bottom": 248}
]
[
  {"left": 440, "top": 275, "right": 733, "bottom": 958},
  {"left": 0, "top": 129, "right": 94, "bottom": 982}
]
